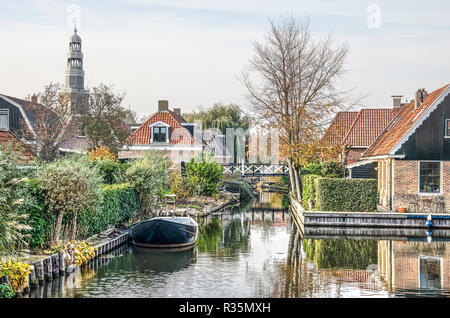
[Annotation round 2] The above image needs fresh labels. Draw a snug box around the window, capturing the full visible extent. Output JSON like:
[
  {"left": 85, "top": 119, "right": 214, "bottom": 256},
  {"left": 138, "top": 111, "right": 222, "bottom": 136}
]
[
  {"left": 0, "top": 109, "right": 9, "bottom": 130},
  {"left": 446, "top": 119, "right": 450, "bottom": 137},
  {"left": 419, "top": 257, "right": 442, "bottom": 292},
  {"left": 153, "top": 126, "right": 167, "bottom": 143},
  {"left": 77, "top": 123, "right": 86, "bottom": 138},
  {"left": 419, "top": 161, "right": 441, "bottom": 194}
]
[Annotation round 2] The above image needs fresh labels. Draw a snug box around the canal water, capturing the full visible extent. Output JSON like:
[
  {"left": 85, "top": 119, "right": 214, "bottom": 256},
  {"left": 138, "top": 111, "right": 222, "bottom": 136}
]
[{"left": 27, "top": 192, "right": 450, "bottom": 298}]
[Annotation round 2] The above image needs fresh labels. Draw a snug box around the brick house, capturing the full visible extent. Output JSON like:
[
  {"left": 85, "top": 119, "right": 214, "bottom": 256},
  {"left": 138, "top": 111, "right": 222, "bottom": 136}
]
[
  {"left": 362, "top": 84, "right": 450, "bottom": 212},
  {"left": 322, "top": 104, "right": 401, "bottom": 178},
  {"left": 119, "top": 100, "right": 230, "bottom": 168}
]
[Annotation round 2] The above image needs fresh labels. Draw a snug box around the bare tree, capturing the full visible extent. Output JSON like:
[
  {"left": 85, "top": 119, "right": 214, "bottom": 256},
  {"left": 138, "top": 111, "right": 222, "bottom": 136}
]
[
  {"left": 242, "top": 17, "right": 355, "bottom": 200},
  {"left": 21, "top": 82, "right": 74, "bottom": 161}
]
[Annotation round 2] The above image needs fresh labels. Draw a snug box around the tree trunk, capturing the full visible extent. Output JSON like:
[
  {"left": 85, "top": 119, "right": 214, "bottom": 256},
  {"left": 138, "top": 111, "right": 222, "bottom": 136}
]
[
  {"left": 293, "top": 165, "right": 302, "bottom": 201},
  {"left": 52, "top": 211, "right": 64, "bottom": 247},
  {"left": 70, "top": 211, "right": 78, "bottom": 241},
  {"left": 287, "top": 158, "right": 297, "bottom": 198}
]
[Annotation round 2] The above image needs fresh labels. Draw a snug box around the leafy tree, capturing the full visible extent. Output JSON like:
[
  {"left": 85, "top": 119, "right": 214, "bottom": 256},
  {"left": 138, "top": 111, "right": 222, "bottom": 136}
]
[
  {"left": 78, "top": 83, "right": 130, "bottom": 153},
  {"left": 184, "top": 152, "right": 224, "bottom": 196},
  {"left": 37, "top": 156, "right": 102, "bottom": 244},
  {"left": 125, "top": 151, "right": 170, "bottom": 214},
  {"left": 183, "top": 103, "right": 251, "bottom": 133}
]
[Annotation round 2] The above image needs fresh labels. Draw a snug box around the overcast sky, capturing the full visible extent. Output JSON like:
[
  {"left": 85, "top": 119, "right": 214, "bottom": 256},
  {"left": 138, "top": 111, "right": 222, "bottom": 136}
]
[{"left": 1, "top": 0, "right": 449, "bottom": 117}]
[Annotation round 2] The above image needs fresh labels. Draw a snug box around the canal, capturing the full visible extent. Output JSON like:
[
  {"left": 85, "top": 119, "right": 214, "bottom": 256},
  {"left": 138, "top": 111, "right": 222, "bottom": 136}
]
[{"left": 26, "top": 192, "right": 450, "bottom": 298}]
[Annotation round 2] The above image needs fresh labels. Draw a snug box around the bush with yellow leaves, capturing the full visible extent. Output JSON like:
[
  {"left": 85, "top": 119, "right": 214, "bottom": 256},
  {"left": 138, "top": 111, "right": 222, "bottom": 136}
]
[
  {"left": 87, "top": 146, "right": 117, "bottom": 162},
  {"left": 45, "top": 240, "right": 98, "bottom": 267},
  {"left": 0, "top": 258, "right": 32, "bottom": 293}
]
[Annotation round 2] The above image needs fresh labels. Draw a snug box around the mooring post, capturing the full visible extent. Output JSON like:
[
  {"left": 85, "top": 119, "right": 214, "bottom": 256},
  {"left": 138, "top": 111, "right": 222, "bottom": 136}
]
[
  {"left": 59, "top": 252, "right": 66, "bottom": 274},
  {"left": 51, "top": 254, "right": 60, "bottom": 277},
  {"left": 29, "top": 265, "right": 38, "bottom": 289},
  {"left": 34, "top": 260, "right": 45, "bottom": 284},
  {"left": 43, "top": 257, "right": 53, "bottom": 281}
]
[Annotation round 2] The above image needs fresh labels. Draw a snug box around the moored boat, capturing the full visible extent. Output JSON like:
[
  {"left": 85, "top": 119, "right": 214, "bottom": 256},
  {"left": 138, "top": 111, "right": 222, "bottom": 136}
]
[{"left": 128, "top": 216, "right": 198, "bottom": 248}]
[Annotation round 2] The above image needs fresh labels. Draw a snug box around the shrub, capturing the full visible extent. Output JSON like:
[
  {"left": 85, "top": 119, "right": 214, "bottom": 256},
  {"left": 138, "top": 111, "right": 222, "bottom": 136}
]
[
  {"left": 125, "top": 151, "right": 169, "bottom": 213},
  {"left": 169, "top": 171, "right": 190, "bottom": 201},
  {"left": 315, "top": 178, "right": 377, "bottom": 212},
  {"left": 37, "top": 156, "right": 103, "bottom": 244},
  {"left": 0, "top": 283, "right": 14, "bottom": 298},
  {"left": 89, "top": 158, "right": 127, "bottom": 185},
  {"left": 321, "top": 160, "right": 343, "bottom": 178},
  {"left": 0, "top": 258, "right": 32, "bottom": 293},
  {"left": 78, "top": 183, "right": 138, "bottom": 237},
  {"left": 301, "top": 174, "right": 322, "bottom": 210},
  {"left": 301, "top": 163, "right": 323, "bottom": 176},
  {"left": 223, "top": 178, "right": 254, "bottom": 201},
  {"left": 184, "top": 153, "right": 224, "bottom": 196}
]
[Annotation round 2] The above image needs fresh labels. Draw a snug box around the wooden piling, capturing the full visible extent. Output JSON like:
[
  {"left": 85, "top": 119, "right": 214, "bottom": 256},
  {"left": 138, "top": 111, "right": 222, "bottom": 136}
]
[
  {"left": 43, "top": 257, "right": 53, "bottom": 281},
  {"left": 52, "top": 254, "right": 60, "bottom": 277},
  {"left": 59, "top": 252, "right": 66, "bottom": 274},
  {"left": 34, "top": 260, "right": 45, "bottom": 283}
]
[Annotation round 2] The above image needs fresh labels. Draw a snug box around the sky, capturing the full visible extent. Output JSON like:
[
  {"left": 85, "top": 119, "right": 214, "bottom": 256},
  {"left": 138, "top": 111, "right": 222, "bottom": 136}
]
[{"left": 1, "top": 0, "right": 449, "bottom": 117}]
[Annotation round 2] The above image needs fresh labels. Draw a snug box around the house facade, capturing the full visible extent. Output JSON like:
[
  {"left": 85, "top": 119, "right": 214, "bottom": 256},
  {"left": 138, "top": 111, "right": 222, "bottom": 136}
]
[
  {"left": 362, "top": 84, "right": 450, "bottom": 212},
  {"left": 119, "top": 100, "right": 231, "bottom": 167}
]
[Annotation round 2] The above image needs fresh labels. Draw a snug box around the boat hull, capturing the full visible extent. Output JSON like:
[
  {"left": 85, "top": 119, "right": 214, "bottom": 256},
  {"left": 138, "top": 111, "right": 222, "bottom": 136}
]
[{"left": 128, "top": 217, "right": 198, "bottom": 248}]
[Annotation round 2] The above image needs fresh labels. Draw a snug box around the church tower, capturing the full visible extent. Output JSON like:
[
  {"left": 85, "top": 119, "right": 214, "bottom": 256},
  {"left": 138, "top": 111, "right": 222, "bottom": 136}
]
[{"left": 62, "top": 25, "right": 88, "bottom": 112}]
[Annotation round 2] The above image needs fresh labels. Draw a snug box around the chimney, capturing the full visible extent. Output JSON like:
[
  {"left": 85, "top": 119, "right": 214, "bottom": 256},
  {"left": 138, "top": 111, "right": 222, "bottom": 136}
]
[
  {"left": 158, "top": 100, "right": 169, "bottom": 112},
  {"left": 391, "top": 95, "right": 403, "bottom": 108},
  {"left": 31, "top": 94, "right": 38, "bottom": 105},
  {"left": 173, "top": 108, "right": 181, "bottom": 116},
  {"left": 414, "top": 88, "right": 428, "bottom": 109}
]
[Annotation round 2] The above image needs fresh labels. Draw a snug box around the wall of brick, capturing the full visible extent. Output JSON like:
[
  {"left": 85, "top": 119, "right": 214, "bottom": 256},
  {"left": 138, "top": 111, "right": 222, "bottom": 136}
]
[{"left": 377, "top": 159, "right": 450, "bottom": 212}]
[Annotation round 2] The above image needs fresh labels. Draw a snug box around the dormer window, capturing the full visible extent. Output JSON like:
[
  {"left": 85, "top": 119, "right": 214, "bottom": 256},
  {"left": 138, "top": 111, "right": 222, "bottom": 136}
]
[
  {"left": 0, "top": 109, "right": 9, "bottom": 130},
  {"left": 150, "top": 121, "right": 170, "bottom": 143}
]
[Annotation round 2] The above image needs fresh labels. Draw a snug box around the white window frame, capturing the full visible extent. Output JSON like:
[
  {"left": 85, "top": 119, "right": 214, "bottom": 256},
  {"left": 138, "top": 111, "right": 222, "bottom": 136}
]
[
  {"left": 0, "top": 109, "right": 9, "bottom": 130},
  {"left": 445, "top": 119, "right": 450, "bottom": 138},
  {"left": 418, "top": 161, "right": 443, "bottom": 195},
  {"left": 77, "top": 122, "right": 87, "bottom": 139},
  {"left": 150, "top": 121, "right": 170, "bottom": 144},
  {"left": 418, "top": 255, "right": 443, "bottom": 291}
]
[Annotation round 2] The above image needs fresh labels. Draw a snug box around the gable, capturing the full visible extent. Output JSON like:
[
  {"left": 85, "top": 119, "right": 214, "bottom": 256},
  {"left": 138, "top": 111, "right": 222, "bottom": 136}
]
[
  {"left": 125, "top": 110, "right": 194, "bottom": 145},
  {"left": 363, "top": 84, "right": 450, "bottom": 158}
]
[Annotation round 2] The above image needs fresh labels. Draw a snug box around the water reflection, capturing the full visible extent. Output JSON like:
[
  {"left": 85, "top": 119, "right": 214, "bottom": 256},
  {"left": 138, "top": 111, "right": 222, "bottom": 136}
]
[{"left": 23, "top": 191, "right": 450, "bottom": 298}]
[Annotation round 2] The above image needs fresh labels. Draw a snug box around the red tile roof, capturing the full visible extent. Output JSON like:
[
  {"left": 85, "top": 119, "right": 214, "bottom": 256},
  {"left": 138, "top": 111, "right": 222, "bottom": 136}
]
[
  {"left": 342, "top": 108, "right": 400, "bottom": 147},
  {"left": 125, "top": 110, "right": 194, "bottom": 145},
  {"left": 322, "top": 112, "right": 359, "bottom": 146},
  {"left": 0, "top": 130, "right": 37, "bottom": 162},
  {"left": 363, "top": 84, "right": 450, "bottom": 157}
]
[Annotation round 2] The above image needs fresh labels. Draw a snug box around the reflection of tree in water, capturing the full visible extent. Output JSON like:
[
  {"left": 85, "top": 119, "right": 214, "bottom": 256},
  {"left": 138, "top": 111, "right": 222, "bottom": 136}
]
[
  {"left": 302, "top": 238, "right": 378, "bottom": 270},
  {"left": 197, "top": 218, "right": 223, "bottom": 253},
  {"left": 196, "top": 214, "right": 251, "bottom": 257},
  {"left": 268, "top": 225, "right": 336, "bottom": 297}
]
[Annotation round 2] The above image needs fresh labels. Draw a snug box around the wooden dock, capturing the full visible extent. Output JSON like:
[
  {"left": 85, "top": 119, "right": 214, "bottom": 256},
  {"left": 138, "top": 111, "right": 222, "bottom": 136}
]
[{"left": 290, "top": 199, "right": 450, "bottom": 231}]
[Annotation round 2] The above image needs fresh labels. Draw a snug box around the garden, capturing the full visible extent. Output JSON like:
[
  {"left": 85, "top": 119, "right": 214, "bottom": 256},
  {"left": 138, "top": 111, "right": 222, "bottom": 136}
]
[{"left": 0, "top": 145, "right": 245, "bottom": 297}]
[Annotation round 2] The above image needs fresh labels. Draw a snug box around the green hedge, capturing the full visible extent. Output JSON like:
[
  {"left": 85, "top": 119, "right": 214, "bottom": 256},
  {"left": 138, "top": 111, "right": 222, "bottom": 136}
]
[
  {"left": 315, "top": 178, "right": 377, "bottom": 212},
  {"left": 78, "top": 183, "right": 139, "bottom": 238},
  {"left": 301, "top": 174, "right": 322, "bottom": 210}
]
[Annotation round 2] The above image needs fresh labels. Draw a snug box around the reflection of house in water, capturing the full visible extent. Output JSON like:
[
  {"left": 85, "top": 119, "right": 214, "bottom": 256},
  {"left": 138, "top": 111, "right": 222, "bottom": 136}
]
[{"left": 378, "top": 241, "right": 450, "bottom": 294}]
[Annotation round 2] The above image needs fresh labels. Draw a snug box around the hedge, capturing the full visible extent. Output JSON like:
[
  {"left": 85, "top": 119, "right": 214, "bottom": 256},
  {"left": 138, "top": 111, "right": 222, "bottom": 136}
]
[
  {"left": 23, "top": 182, "right": 138, "bottom": 247},
  {"left": 78, "top": 183, "right": 139, "bottom": 238},
  {"left": 315, "top": 178, "right": 377, "bottom": 212},
  {"left": 301, "top": 174, "right": 322, "bottom": 210}
]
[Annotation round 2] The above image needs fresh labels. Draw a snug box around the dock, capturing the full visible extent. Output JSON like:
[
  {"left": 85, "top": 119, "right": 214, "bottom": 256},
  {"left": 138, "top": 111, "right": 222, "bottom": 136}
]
[{"left": 290, "top": 199, "right": 450, "bottom": 231}]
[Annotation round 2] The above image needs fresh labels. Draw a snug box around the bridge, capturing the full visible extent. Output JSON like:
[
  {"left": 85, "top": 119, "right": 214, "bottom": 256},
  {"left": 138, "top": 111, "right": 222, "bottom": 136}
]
[{"left": 221, "top": 163, "right": 288, "bottom": 177}]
